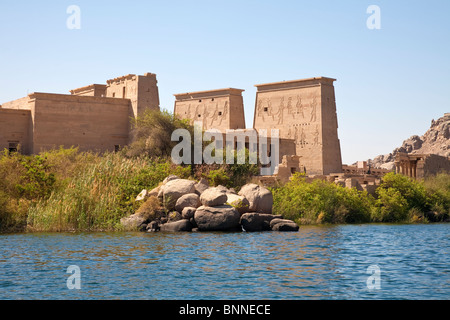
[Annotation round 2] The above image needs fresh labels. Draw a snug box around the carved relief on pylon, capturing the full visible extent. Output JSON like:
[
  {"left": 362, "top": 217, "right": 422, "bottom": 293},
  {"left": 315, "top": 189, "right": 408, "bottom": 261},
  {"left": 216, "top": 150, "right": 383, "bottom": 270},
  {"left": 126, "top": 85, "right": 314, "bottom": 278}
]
[{"left": 310, "top": 96, "right": 317, "bottom": 122}]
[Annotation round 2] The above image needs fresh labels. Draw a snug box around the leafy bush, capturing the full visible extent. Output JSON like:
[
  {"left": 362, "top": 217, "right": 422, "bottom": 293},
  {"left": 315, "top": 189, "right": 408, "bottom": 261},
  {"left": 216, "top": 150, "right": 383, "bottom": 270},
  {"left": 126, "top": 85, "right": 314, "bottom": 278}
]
[
  {"left": 193, "top": 148, "right": 260, "bottom": 190},
  {"left": 272, "top": 173, "right": 373, "bottom": 224},
  {"left": 371, "top": 172, "right": 435, "bottom": 223},
  {"left": 124, "top": 109, "right": 193, "bottom": 158},
  {"left": 371, "top": 187, "right": 409, "bottom": 222}
]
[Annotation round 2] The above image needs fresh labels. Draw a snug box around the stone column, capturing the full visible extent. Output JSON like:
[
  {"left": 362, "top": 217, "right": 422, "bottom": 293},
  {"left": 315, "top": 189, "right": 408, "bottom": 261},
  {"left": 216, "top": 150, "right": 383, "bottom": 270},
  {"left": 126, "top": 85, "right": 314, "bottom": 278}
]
[
  {"left": 409, "top": 161, "right": 413, "bottom": 177},
  {"left": 413, "top": 162, "right": 417, "bottom": 179}
]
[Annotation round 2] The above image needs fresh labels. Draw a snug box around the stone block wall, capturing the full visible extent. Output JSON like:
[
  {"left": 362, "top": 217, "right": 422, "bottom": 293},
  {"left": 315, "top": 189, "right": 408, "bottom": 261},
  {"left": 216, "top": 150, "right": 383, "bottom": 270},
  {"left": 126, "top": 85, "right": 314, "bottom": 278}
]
[
  {"left": 29, "top": 93, "right": 130, "bottom": 153},
  {"left": 253, "top": 77, "right": 343, "bottom": 175}
]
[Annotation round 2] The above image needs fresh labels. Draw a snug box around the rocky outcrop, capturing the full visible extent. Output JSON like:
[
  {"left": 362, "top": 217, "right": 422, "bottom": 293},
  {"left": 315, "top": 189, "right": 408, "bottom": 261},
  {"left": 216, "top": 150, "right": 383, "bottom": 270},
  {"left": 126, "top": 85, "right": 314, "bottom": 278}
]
[
  {"left": 160, "top": 179, "right": 196, "bottom": 210},
  {"left": 175, "top": 193, "right": 201, "bottom": 213},
  {"left": 160, "top": 219, "right": 192, "bottom": 232},
  {"left": 181, "top": 207, "right": 197, "bottom": 220},
  {"left": 238, "top": 184, "right": 273, "bottom": 214},
  {"left": 147, "top": 221, "right": 160, "bottom": 232},
  {"left": 200, "top": 187, "right": 228, "bottom": 207},
  {"left": 370, "top": 113, "right": 450, "bottom": 168},
  {"left": 194, "top": 178, "right": 209, "bottom": 195},
  {"left": 270, "top": 218, "right": 300, "bottom": 231},
  {"left": 194, "top": 205, "right": 241, "bottom": 231},
  {"left": 240, "top": 213, "right": 283, "bottom": 232},
  {"left": 122, "top": 176, "right": 298, "bottom": 233},
  {"left": 226, "top": 193, "right": 250, "bottom": 214},
  {"left": 120, "top": 213, "right": 148, "bottom": 231}
]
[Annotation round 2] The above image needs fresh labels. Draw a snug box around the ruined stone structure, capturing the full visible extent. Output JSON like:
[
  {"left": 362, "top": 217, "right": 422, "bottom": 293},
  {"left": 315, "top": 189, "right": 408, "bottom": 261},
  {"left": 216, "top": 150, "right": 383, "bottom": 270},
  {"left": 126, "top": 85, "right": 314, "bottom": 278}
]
[
  {"left": 2, "top": 73, "right": 346, "bottom": 181},
  {"left": 174, "top": 77, "right": 344, "bottom": 176},
  {"left": 253, "top": 77, "right": 342, "bottom": 175},
  {"left": 342, "top": 161, "right": 390, "bottom": 177},
  {"left": 394, "top": 152, "right": 450, "bottom": 179},
  {"left": 0, "top": 73, "right": 159, "bottom": 154},
  {"left": 174, "top": 88, "right": 246, "bottom": 131}
]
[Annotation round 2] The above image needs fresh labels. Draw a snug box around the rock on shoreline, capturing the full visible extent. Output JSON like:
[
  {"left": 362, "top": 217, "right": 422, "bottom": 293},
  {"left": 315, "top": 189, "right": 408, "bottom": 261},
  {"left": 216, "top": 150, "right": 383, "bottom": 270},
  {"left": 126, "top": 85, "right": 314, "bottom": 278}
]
[{"left": 122, "top": 176, "right": 299, "bottom": 233}]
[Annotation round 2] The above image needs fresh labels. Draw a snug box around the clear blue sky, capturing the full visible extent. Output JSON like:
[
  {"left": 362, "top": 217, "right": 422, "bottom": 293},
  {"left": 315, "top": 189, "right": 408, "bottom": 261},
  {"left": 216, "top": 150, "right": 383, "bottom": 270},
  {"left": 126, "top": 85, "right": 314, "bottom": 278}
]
[{"left": 1, "top": 0, "right": 449, "bottom": 164}]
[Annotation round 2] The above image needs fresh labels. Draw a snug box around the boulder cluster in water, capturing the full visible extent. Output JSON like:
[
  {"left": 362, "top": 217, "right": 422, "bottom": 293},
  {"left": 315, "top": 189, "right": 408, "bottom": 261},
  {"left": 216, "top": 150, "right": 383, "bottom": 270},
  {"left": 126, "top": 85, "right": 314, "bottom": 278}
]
[{"left": 120, "top": 175, "right": 299, "bottom": 232}]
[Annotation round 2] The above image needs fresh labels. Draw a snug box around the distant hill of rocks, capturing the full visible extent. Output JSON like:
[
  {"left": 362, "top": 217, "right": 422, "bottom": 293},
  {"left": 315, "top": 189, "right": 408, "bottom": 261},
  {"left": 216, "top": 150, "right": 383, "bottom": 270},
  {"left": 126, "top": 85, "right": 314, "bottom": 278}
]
[{"left": 370, "top": 113, "right": 450, "bottom": 170}]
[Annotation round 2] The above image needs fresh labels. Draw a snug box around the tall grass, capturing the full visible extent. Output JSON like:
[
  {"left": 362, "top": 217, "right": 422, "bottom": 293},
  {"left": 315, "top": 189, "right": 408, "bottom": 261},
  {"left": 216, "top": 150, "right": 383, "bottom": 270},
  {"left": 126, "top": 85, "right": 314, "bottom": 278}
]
[
  {"left": 0, "top": 148, "right": 190, "bottom": 232},
  {"left": 27, "top": 153, "right": 191, "bottom": 232}
]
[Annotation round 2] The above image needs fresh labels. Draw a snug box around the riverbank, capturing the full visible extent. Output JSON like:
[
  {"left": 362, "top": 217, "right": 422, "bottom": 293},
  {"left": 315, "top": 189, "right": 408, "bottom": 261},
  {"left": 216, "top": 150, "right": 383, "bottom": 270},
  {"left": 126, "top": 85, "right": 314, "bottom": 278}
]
[{"left": 0, "top": 148, "right": 449, "bottom": 233}]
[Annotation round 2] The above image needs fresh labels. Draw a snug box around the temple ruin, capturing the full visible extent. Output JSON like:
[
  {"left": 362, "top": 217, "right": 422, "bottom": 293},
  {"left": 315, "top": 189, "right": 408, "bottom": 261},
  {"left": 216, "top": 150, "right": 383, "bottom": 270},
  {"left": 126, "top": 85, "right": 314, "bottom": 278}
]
[
  {"left": 0, "top": 73, "right": 159, "bottom": 154},
  {"left": 2, "top": 71, "right": 448, "bottom": 183}
]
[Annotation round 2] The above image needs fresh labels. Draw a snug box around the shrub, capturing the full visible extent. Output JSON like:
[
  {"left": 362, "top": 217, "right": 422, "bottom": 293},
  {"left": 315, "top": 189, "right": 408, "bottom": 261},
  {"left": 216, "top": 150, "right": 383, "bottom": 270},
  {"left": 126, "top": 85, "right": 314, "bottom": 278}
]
[
  {"left": 371, "top": 187, "right": 409, "bottom": 222},
  {"left": 193, "top": 148, "right": 260, "bottom": 190},
  {"left": 371, "top": 172, "right": 447, "bottom": 223},
  {"left": 423, "top": 173, "right": 450, "bottom": 221},
  {"left": 272, "top": 173, "right": 372, "bottom": 224},
  {"left": 124, "top": 109, "right": 193, "bottom": 158},
  {"left": 206, "top": 167, "right": 231, "bottom": 187}
]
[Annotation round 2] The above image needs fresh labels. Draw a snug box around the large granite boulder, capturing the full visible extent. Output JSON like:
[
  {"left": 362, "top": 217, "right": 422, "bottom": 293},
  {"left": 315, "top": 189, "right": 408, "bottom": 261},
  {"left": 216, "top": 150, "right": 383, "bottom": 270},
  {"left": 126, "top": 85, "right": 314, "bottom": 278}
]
[
  {"left": 163, "top": 175, "right": 180, "bottom": 184},
  {"left": 181, "top": 207, "right": 197, "bottom": 220},
  {"left": 238, "top": 184, "right": 273, "bottom": 214},
  {"left": 160, "top": 219, "right": 192, "bottom": 232},
  {"left": 214, "top": 185, "right": 229, "bottom": 193},
  {"left": 161, "top": 179, "right": 196, "bottom": 210},
  {"left": 200, "top": 187, "right": 228, "bottom": 207},
  {"left": 194, "top": 205, "right": 241, "bottom": 231},
  {"left": 194, "top": 178, "right": 209, "bottom": 195},
  {"left": 148, "top": 185, "right": 161, "bottom": 198},
  {"left": 240, "top": 213, "right": 282, "bottom": 232},
  {"left": 167, "top": 211, "right": 182, "bottom": 222},
  {"left": 120, "top": 213, "right": 148, "bottom": 231},
  {"left": 226, "top": 193, "right": 250, "bottom": 214},
  {"left": 270, "top": 218, "right": 299, "bottom": 232},
  {"left": 175, "top": 193, "right": 201, "bottom": 213}
]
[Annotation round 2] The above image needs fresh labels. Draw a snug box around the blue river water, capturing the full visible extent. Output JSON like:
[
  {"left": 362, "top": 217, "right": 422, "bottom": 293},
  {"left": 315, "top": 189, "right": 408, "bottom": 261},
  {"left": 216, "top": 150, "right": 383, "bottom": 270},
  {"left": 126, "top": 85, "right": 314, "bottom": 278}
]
[{"left": 0, "top": 224, "right": 448, "bottom": 300}]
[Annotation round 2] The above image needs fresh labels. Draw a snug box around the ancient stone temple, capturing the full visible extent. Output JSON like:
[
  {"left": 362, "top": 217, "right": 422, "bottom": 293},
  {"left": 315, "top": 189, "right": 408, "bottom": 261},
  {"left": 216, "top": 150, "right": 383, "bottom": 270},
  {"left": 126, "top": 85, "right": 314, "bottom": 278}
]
[
  {"left": 0, "top": 73, "right": 160, "bottom": 154},
  {"left": 394, "top": 152, "right": 450, "bottom": 179},
  {"left": 2, "top": 73, "right": 345, "bottom": 179},
  {"left": 173, "top": 88, "right": 246, "bottom": 131},
  {"left": 253, "top": 77, "right": 343, "bottom": 175}
]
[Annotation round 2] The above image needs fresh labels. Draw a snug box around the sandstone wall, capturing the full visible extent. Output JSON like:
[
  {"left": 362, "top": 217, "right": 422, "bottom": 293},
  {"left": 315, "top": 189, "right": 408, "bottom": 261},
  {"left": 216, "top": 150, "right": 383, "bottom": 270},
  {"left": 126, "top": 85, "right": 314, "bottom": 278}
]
[
  {"left": 106, "top": 73, "right": 159, "bottom": 119},
  {"left": 253, "top": 77, "right": 342, "bottom": 175},
  {"left": 422, "top": 154, "right": 450, "bottom": 178},
  {"left": 174, "top": 88, "right": 245, "bottom": 131},
  {"left": 0, "top": 108, "right": 32, "bottom": 153},
  {"left": 1, "top": 96, "right": 31, "bottom": 110},
  {"left": 29, "top": 93, "right": 130, "bottom": 153},
  {"left": 70, "top": 84, "right": 107, "bottom": 97}
]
